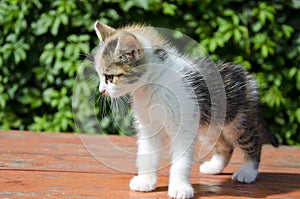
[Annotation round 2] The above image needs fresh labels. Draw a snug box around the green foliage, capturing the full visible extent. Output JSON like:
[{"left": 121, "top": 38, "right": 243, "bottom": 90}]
[{"left": 0, "top": 0, "right": 299, "bottom": 145}]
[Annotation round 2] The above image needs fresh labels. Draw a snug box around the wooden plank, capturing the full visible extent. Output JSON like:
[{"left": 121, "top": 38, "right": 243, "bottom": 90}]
[
  {"left": 0, "top": 130, "right": 300, "bottom": 198},
  {"left": 1, "top": 170, "right": 300, "bottom": 198}
]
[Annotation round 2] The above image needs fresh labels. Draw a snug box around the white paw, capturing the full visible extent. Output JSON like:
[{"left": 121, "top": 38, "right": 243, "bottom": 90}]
[
  {"left": 232, "top": 162, "right": 258, "bottom": 183},
  {"left": 200, "top": 161, "right": 224, "bottom": 174},
  {"left": 168, "top": 182, "right": 194, "bottom": 199},
  {"left": 200, "top": 155, "right": 225, "bottom": 174},
  {"left": 129, "top": 174, "right": 157, "bottom": 192}
]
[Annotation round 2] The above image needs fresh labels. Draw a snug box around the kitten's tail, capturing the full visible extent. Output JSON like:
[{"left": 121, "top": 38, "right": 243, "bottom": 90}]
[{"left": 259, "top": 120, "right": 279, "bottom": 147}]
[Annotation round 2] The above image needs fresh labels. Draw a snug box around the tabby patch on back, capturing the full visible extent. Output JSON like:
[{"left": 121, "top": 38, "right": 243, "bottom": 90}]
[{"left": 93, "top": 21, "right": 278, "bottom": 199}]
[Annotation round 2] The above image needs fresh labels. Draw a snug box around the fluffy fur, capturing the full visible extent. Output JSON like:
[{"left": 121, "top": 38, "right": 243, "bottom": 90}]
[{"left": 93, "top": 21, "right": 279, "bottom": 199}]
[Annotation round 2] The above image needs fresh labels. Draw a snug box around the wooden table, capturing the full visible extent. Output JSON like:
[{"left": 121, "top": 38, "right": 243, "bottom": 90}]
[{"left": 1, "top": 130, "right": 299, "bottom": 198}]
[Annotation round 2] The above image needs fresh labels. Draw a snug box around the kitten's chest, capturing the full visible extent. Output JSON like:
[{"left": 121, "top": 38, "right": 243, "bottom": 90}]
[{"left": 132, "top": 97, "right": 162, "bottom": 125}]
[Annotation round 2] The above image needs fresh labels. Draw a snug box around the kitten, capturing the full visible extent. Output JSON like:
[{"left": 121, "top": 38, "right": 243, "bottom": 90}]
[{"left": 93, "top": 21, "right": 279, "bottom": 199}]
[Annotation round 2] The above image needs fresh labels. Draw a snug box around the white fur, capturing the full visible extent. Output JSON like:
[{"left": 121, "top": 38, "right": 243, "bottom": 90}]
[
  {"left": 200, "top": 153, "right": 226, "bottom": 174},
  {"left": 127, "top": 62, "right": 199, "bottom": 197},
  {"left": 130, "top": 173, "right": 157, "bottom": 192},
  {"left": 168, "top": 181, "right": 194, "bottom": 199},
  {"left": 232, "top": 161, "right": 258, "bottom": 183}
]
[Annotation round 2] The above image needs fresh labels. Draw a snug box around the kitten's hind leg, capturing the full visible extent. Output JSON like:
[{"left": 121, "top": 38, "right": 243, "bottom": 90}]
[
  {"left": 200, "top": 135, "right": 233, "bottom": 174},
  {"left": 232, "top": 133, "right": 262, "bottom": 183}
]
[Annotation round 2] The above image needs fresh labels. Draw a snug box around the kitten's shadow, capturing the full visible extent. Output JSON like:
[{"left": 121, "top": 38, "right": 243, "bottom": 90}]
[
  {"left": 153, "top": 172, "right": 300, "bottom": 198},
  {"left": 154, "top": 186, "right": 169, "bottom": 192}
]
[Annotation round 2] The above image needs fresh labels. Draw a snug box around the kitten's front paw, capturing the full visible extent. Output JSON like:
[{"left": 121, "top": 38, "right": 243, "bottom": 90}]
[
  {"left": 129, "top": 174, "right": 157, "bottom": 192},
  {"left": 168, "top": 182, "right": 194, "bottom": 199},
  {"left": 232, "top": 163, "right": 258, "bottom": 183},
  {"left": 200, "top": 160, "right": 224, "bottom": 174}
]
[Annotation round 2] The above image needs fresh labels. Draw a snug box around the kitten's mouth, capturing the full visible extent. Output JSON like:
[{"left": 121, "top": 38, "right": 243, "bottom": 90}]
[
  {"left": 101, "top": 92, "right": 120, "bottom": 99},
  {"left": 101, "top": 92, "right": 111, "bottom": 97}
]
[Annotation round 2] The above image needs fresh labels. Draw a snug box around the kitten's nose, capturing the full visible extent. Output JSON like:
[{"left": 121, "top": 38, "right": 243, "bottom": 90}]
[{"left": 100, "top": 89, "right": 106, "bottom": 94}]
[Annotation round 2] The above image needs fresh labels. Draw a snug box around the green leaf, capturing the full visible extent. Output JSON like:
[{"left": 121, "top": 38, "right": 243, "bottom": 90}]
[
  {"left": 40, "top": 51, "right": 54, "bottom": 65},
  {"left": 296, "top": 108, "right": 300, "bottom": 123},
  {"left": 232, "top": 15, "right": 239, "bottom": 25},
  {"left": 233, "top": 29, "right": 242, "bottom": 42},
  {"left": 67, "top": 34, "right": 77, "bottom": 42},
  {"left": 51, "top": 17, "right": 61, "bottom": 36},
  {"left": 79, "top": 43, "right": 90, "bottom": 54},
  {"left": 6, "top": 34, "right": 17, "bottom": 42},
  {"left": 297, "top": 71, "right": 300, "bottom": 90},
  {"left": 223, "top": 9, "right": 234, "bottom": 17},
  {"left": 282, "top": 24, "right": 294, "bottom": 39},
  {"left": 252, "top": 22, "right": 263, "bottom": 32},
  {"left": 137, "top": 0, "right": 149, "bottom": 10},
  {"left": 32, "top": 0, "right": 42, "bottom": 9},
  {"left": 65, "top": 44, "right": 74, "bottom": 57},
  {"left": 162, "top": 2, "right": 177, "bottom": 16},
  {"left": 60, "top": 14, "right": 68, "bottom": 25},
  {"left": 291, "top": 0, "right": 300, "bottom": 8},
  {"left": 78, "top": 34, "right": 90, "bottom": 41},
  {"left": 100, "top": 116, "right": 111, "bottom": 129},
  {"left": 261, "top": 44, "right": 268, "bottom": 57},
  {"left": 262, "top": 86, "right": 285, "bottom": 107},
  {"left": 32, "top": 13, "right": 54, "bottom": 35},
  {"left": 209, "top": 39, "right": 217, "bottom": 52},
  {"left": 0, "top": 92, "right": 8, "bottom": 109},
  {"left": 222, "top": 31, "right": 232, "bottom": 42}
]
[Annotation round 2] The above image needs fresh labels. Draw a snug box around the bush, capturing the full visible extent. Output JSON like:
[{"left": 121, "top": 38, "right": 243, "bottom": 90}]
[{"left": 0, "top": 0, "right": 299, "bottom": 145}]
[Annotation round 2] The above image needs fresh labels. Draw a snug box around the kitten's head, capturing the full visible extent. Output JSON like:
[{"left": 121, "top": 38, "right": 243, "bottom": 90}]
[{"left": 94, "top": 22, "right": 147, "bottom": 98}]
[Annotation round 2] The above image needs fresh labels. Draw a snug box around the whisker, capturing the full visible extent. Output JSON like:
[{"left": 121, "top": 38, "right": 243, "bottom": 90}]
[
  {"left": 100, "top": 95, "right": 110, "bottom": 118},
  {"left": 88, "top": 92, "right": 97, "bottom": 102},
  {"left": 81, "top": 53, "right": 94, "bottom": 63},
  {"left": 122, "top": 94, "right": 131, "bottom": 103},
  {"left": 117, "top": 98, "right": 126, "bottom": 119},
  {"left": 95, "top": 93, "right": 102, "bottom": 105}
]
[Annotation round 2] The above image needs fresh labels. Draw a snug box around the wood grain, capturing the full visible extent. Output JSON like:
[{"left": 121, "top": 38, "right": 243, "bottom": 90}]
[{"left": 1, "top": 130, "right": 299, "bottom": 198}]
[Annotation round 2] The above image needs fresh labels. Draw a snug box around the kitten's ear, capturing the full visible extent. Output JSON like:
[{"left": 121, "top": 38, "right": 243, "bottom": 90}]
[
  {"left": 115, "top": 32, "right": 142, "bottom": 62},
  {"left": 94, "top": 21, "right": 115, "bottom": 42}
]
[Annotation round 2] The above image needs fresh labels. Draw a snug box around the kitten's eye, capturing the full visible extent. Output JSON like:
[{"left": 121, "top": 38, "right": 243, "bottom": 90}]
[
  {"left": 105, "top": 74, "right": 114, "bottom": 83},
  {"left": 104, "top": 74, "right": 123, "bottom": 84}
]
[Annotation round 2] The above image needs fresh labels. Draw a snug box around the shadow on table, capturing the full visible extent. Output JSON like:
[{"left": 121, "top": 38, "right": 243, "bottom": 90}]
[{"left": 192, "top": 172, "right": 300, "bottom": 198}]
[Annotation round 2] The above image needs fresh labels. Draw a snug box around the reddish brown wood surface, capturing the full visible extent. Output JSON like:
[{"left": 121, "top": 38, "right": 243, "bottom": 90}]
[{"left": 1, "top": 130, "right": 299, "bottom": 198}]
